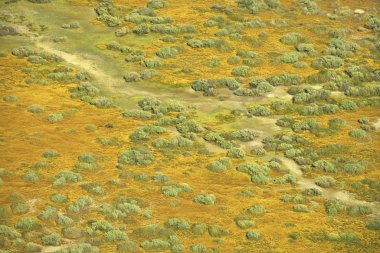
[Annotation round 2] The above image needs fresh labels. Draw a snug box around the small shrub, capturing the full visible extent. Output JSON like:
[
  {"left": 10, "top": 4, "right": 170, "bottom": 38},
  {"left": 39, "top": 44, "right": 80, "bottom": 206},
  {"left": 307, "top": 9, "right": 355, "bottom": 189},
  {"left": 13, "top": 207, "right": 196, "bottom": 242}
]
[
  {"left": 165, "top": 218, "right": 191, "bottom": 230},
  {"left": 342, "top": 163, "right": 363, "bottom": 174},
  {"left": 228, "top": 129, "right": 260, "bottom": 141},
  {"left": 190, "top": 244, "right": 207, "bottom": 253},
  {"left": 27, "top": 104, "right": 44, "bottom": 113},
  {"left": 311, "top": 55, "right": 344, "bottom": 69},
  {"left": 267, "top": 73, "right": 302, "bottom": 86},
  {"left": 367, "top": 220, "right": 380, "bottom": 231},
  {"left": 42, "top": 233, "right": 61, "bottom": 246},
  {"left": 325, "top": 199, "right": 346, "bottom": 215},
  {"left": 104, "top": 229, "right": 128, "bottom": 242},
  {"left": 348, "top": 129, "right": 367, "bottom": 139},
  {"left": 347, "top": 204, "right": 372, "bottom": 216},
  {"left": 192, "top": 223, "right": 207, "bottom": 235},
  {"left": 43, "top": 113, "right": 64, "bottom": 123},
  {"left": 62, "top": 227, "right": 82, "bottom": 239},
  {"left": 117, "top": 147, "right": 153, "bottom": 168},
  {"left": 280, "top": 32, "right": 305, "bottom": 45},
  {"left": 208, "top": 225, "right": 229, "bottom": 237},
  {"left": 293, "top": 204, "right": 310, "bottom": 213},
  {"left": 232, "top": 66, "right": 252, "bottom": 77},
  {"left": 141, "top": 239, "right": 171, "bottom": 250},
  {"left": 193, "top": 193, "right": 216, "bottom": 205},
  {"left": 247, "top": 204, "right": 266, "bottom": 216},
  {"left": 117, "top": 241, "right": 139, "bottom": 252},
  {"left": 15, "top": 217, "right": 41, "bottom": 231},
  {"left": 227, "top": 148, "right": 245, "bottom": 158},
  {"left": 207, "top": 157, "right": 231, "bottom": 172},
  {"left": 0, "top": 225, "right": 21, "bottom": 239},
  {"left": 315, "top": 176, "right": 336, "bottom": 188},
  {"left": 67, "top": 195, "right": 92, "bottom": 213},
  {"left": 50, "top": 193, "right": 68, "bottom": 203},
  {"left": 235, "top": 217, "right": 256, "bottom": 229},
  {"left": 246, "top": 230, "right": 261, "bottom": 240},
  {"left": 248, "top": 105, "right": 272, "bottom": 116},
  {"left": 312, "top": 160, "right": 336, "bottom": 173},
  {"left": 156, "top": 47, "right": 178, "bottom": 58},
  {"left": 21, "top": 170, "right": 39, "bottom": 182}
]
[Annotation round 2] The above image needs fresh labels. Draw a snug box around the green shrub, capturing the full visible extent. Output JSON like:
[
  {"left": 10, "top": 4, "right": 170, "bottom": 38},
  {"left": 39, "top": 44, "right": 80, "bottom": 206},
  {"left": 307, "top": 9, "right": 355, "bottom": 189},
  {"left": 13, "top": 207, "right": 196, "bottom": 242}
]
[
  {"left": 177, "top": 120, "right": 204, "bottom": 133},
  {"left": 247, "top": 204, "right": 266, "bottom": 216},
  {"left": 104, "top": 229, "right": 128, "bottom": 242},
  {"left": 42, "top": 233, "right": 61, "bottom": 246},
  {"left": 312, "top": 160, "right": 336, "bottom": 173},
  {"left": 248, "top": 105, "right": 272, "bottom": 116},
  {"left": 324, "top": 39, "right": 360, "bottom": 58},
  {"left": 315, "top": 176, "right": 336, "bottom": 188},
  {"left": 124, "top": 72, "right": 141, "bottom": 82},
  {"left": 50, "top": 193, "right": 68, "bottom": 203},
  {"left": 21, "top": 170, "right": 39, "bottom": 182},
  {"left": 207, "top": 157, "right": 231, "bottom": 172},
  {"left": 193, "top": 193, "right": 216, "bottom": 205},
  {"left": 141, "top": 59, "right": 161, "bottom": 68},
  {"left": 311, "top": 55, "right": 344, "bottom": 69},
  {"left": 227, "top": 56, "right": 241, "bottom": 65},
  {"left": 43, "top": 113, "right": 64, "bottom": 122},
  {"left": 165, "top": 218, "right": 191, "bottom": 230},
  {"left": 53, "top": 243, "right": 99, "bottom": 253},
  {"left": 141, "top": 239, "right": 171, "bottom": 250},
  {"left": 217, "top": 78, "right": 241, "bottom": 90},
  {"left": 62, "top": 227, "right": 82, "bottom": 239},
  {"left": 342, "top": 163, "right": 363, "bottom": 174},
  {"left": 236, "top": 162, "right": 270, "bottom": 184},
  {"left": 161, "top": 183, "right": 193, "bottom": 197},
  {"left": 37, "top": 206, "right": 57, "bottom": 221},
  {"left": 348, "top": 129, "right": 367, "bottom": 139},
  {"left": 153, "top": 136, "right": 193, "bottom": 148},
  {"left": 67, "top": 195, "right": 93, "bottom": 213},
  {"left": 90, "top": 96, "right": 113, "bottom": 108},
  {"left": 267, "top": 73, "right": 302, "bottom": 86},
  {"left": 228, "top": 129, "right": 260, "bottom": 141},
  {"left": 280, "top": 52, "right": 305, "bottom": 63},
  {"left": 190, "top": 244, "right": 207, "bottom": 253},
  {"left": 123, "top": 109, "right": 153, "bottom": 119},
  {"left": 25, "top": 242, "right": 43, "bottom": 252},
  {"left": 231, "top": 66, "right": 252, "bottom": 77},
  {"left": 347, "top": 204, "right": 372, "bottom": 216},
  {"left": 367, "top": 220, "right": 380, "bottom": 231},
  {"left": 156, "top": 47, "right": 178, "bottom": 58},
  {"left": 12, "top": 47, "right": 34, "bottom": 57},
  {"left": 208, "top": 225, "right": 229, "bottom": 237},
  {"left": 324, "top": 199, "right": 346, "bottom": 215},
  {"left": 249, "top": 77, "right": 273, "bottom": 94},
  {"left": 246, "top": 230, "right": 261, "bottom": 240},
  {"left": 117, "top": 147, "right": 153, "bottom": 168},
  {"left": 251, "top": 146, "right": 266, "bottom": 156},
  {"left": 27, "top": 104, "right": 44, "bottom": 113},
  {"left": 296, "top": 43, "right": 316, "bottom": 55},
  {"left": 293, "top": 204, "right": 310, "bottom": 213},
  {"left": 227, "top": 148, "right": 245, "bottom": 158},
  {"left": 365, "top": 16, "right": 380, "bottom": 32},
  {"left": 235, "top": 216, "right": 256, "bottom": 229},
  {"left": 192, "top": 223, "right": 208, "bottom": 235},
  {"left": 15, "top": 217, "right": 41, "bottom": 231},
  {"left": 171, "top": 244, "right": 185, "bottom": 253},
  {"left": 0, "top": 225, "right": 21, "bottom": 239},
  {"left": 280, "top": 32, "right": 305, "bottom": 45}
]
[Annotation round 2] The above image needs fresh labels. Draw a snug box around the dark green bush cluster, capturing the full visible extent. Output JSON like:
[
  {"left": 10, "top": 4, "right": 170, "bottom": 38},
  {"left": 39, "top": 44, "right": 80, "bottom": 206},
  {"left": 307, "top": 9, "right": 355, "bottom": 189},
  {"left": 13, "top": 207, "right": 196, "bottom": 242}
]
[
  {"left": 67, "top": 195, "right": 93, "bottom": 213},
  {"left": 74, "top": 152, "right": 99, "bottom": 172},
  {"left": 227, "top": 129, "right": 260, "bottom": 142},
  {"left": 191, "top": 79, "right": 216, "bottom": 96},
  {"left": 53, "top": 171, "right": 82, "bottom": 187},
  {"left": 187, "top": 38, "right": 233, "bottom": 52},
  {"left": 94, "top": 0, "right": 121, "bottom": 27},
  {"left": 193, "top": 193, "right": 216, "bottom": 205},
  {"left": 315, "top": 176, "right": 336, "bottom": 188},
  {"left": 217, "top": 77, "right": 241, "bottom": 90},
  {"left": 129, "top": 124, "right": 165, "bottom": 141},
  {"left": 236, "top": 162, "right": 270, "bottom": 184},
  {"left": 232, "top": 66, "right": 252, "bottom": 77},
  {"left": 8, "top": 192, "right": 30, "bottom": 215},
  {"left": 203, "top": 132, "right": 234, "bottom": 149},
  {"left": 296, "top": 43, "right": 316, "bottom": 55},
  {"left": 267, "top": 73, "right": 303, "bottom": 86},
  {"left": 156, "top": 47, "right": 178, "bottom": 58},
  {"left": 292, "top": 87, "right": 330, "bottom": 104},
  {"left": 311, "top": 55, "right": 344, "bottom": 69},
  {"left": 153, "top": 136, "right": 193, "bottom": 148},
  {"left": 347, "top": 204, "right": 372, "bottom": 216},
  {"left": 227, "top": 147, "right": 246, "bottom": 158},
  {"left": 365, "top": 16, "right": 380, "bottom": 32},
  {"left": 165, "top": 218, "right": 191, "bottom": 230},
  {"left": 117, "top": 147, "right": 153, "bottom": 168},
  {"left": 237, "top": 0, "right": 280, "bottom": 14},
  {"left": 176, "top": 119, "right": 204, "bottom": 133},
  {"left": 324, "top": 38, "right": 360, "bottom": 58},
  {"left": 124, "top": 69, "right": 157, "bottom": 82},
  {"left": 280, "top": 32, "right": 306, "bottom": 45},
  {"left": 161, "top": 183, "right": 193, "bottom": 197},
  {"left": 345, "top": 85, "right": 380, "bottom": 97},
  {"left": 280, "top": 194, "right": 308, "bottom": 203},
  {"left": 324, "top": 199, "right": 346, "bottom": 215},
  {"left": 207, "top": 157, "right": 231, "bottom": 172},
  {"left": 299, "top": 103, "right": 339, "bottom": 116},
  {"left": 247, "top": 105, "right": 272, "bottom": 116}
]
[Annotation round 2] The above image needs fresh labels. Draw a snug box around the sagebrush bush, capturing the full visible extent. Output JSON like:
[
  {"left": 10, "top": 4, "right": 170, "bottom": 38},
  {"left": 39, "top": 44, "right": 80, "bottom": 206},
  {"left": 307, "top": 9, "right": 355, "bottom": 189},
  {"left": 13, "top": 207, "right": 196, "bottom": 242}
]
[
  {"left": 15, "top": 217, "right": 41, "bottom": 231},
  {"left": 141, "top": 239, "right": 171, "bottom": 250},
  {"left": 367, "top": 220, "right": 380, "bottom": 231},
  {"left": 312, "top": 160, "right": 336, "bottom": 173},
  {"left": 228, "top": 129, "right": 260, "bottom": 141},
  {"left": 50, "top": 193, "right": 68, "bottom": 203},
  {"left": 190, "top": 244, "right": 207, "bottom": 253},
  {"left": 247, "top": 204, "right": 266, "bottom": 216},
  {"left": 348, "top": 129, "right": 367, "bottom": 139},
  {"left": 246, "top": 230, "right": 261, "bottom": 240},
  {"left": 192, "top": 223, "right": 207, "bottom": 235},
  {"left": 62, "top": 226, "right": 82, "bottom": 239},
  {"left": 193, "top": 193, "right": 216, "bottom": 205},
  {"left": 43, "top": 113, "right": 64, "bottom": 122},
  {"left": 315, "top": 176, "right": 336, "bottom": 188},
  {"left": 67, "top": 195, "right": 92, "bottom": 213},
  {"left": 311, "top": 55, "right": 344, "bottom": 69},
  {"left": 248, "top": 105, "right": 272, "bottom": 116},
  {"left": 165, "top": 218, "right": 191, "bottom": 230},
  {"left": 104, "top": 229, "right": 128, "bottom": 242},
  {"left": 267, "top": 73, "right": 302, "bottom": 86},
  {"left": 207, "top": 157, "right": 231, "bottom": 172},
  {"left": 324, "top": 199, "right": 346, "bottom": 215},
  {"left": 347, "top": 204, "right": 372, "bottom": 216},
  {"left": 27, "top": 104, "right": 44, "bottom": 113},
  {"left": 0, "top": 225, "right": 21, "bottom": 239},
  {"left": 156, "top": 47, "right": 178, "bottom": 58},
  {"left": 117, "top": 147, "right": 153, "bottom": 168},
  {"left": 232, "top": 66, "right": 252, "bottom": 77},
  {"left": 280, "top": 32, "right": 305, "bottom": 45},
  {"left": 235, "top": 216, "right": 256, "bottom": 229},
  {"left": 293, "top": 204, "right": 310, "bottom": 213},
  {"left": 42, "top": 233, "right": 61, "bottom": 246}
]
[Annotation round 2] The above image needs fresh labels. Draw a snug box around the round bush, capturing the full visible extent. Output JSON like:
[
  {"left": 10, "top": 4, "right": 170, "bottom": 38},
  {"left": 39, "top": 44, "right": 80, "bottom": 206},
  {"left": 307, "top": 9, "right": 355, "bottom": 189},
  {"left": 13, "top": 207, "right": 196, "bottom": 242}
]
[{"left": 246, "top": 230, "right": 261, "bottom": 240}]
